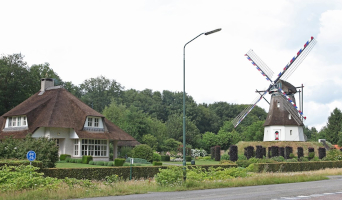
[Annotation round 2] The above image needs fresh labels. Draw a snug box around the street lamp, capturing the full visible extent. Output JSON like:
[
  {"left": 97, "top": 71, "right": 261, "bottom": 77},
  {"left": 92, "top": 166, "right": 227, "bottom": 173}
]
[{"left": 183, "top": 28, "right": 221, "bottom": 180}]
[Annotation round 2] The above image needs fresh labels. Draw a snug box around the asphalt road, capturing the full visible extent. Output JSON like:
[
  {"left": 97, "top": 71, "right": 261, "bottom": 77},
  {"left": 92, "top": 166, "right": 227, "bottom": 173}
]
[{"left": 74, "top": 176, "right": 342, "bottom": 200}]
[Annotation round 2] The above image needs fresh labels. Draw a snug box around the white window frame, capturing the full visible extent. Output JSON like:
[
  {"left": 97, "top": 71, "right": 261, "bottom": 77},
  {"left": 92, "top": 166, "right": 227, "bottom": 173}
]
[
  {"left": 7, "top": 116, "right": 28, "bottom": 128},
  {"left": 74, "top": 139, "right": 79, "bottom": 156},
  {"left": 86, "top": 117, "right": 101, "bottom": 128},
  {"left": 81, "top": 139, "right": 107, "bottom": 157}
]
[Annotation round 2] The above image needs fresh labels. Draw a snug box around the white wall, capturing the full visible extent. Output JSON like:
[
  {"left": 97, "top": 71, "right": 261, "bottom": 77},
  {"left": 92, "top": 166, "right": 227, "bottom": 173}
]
[{"left": 264, "top": 126, "right": 305, "bottom": 141}]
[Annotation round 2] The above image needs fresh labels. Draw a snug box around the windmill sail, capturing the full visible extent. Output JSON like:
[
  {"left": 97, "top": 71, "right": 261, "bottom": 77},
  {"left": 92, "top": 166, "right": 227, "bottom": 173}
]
[
  {"left": 245, "top": 50, "right": 274, "bottom": 80},
  {"left": 279, "top": 95, "right": 303, "bottom": 125}
]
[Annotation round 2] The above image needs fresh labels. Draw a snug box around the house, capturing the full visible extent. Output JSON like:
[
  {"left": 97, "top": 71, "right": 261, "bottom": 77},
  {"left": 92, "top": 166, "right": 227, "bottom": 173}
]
[{"left": 0, "top": 78, "right": 137, "bottom": 161}]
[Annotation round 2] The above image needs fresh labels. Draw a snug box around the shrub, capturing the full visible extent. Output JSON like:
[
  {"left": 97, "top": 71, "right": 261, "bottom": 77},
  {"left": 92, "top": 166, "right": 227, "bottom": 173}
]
[
  {"left": 210, "top": 147, "right": 215, "bottom": 160},
  {"left": 155, "top": 166, "right": 183, "bottom": 186},
  {"left": 77, "top": 159, "right": 83, "bottom": 163},
  {"left": 60, "top": 154, "right": 71, "bottom": 161},
  {"left": 82, "top": 156, "right": 93, "bottom": 164},
  {"left": 65, "top": 157, "right": 71, "bottom": 162},
  {"left": 256, "top": 145, "right": 263, "bottom": 159},
  {"left": 96, "top": 161, "right": 104, "bottom": 166},
  {"left": 289, "top": 153, "right": 295, "bottom": 159},
  {"left": 268, "top": 147, "right": 271, "bottom": 158},
  {"left": 105, "top": 174, "right": 120, "bottom": 183},
  {"left": 308, "top": 147, "right": 315, "bottom": 160},
  {"left": 271, "top": 146, "right": 279, "bottom": 157},
  {"left": 221, "top": 154, "right": 229, "bottom": 161},
  {"left": 319, "top": 147, "right": 326, "bottom": 159},
  {"left": 89, "top": 161, "right": 94, "bottom": 165},
  {"left": 0, "top": 134, "right": 58, "bottom": 168},
  {"left": 153, "top": 153, "right": 161, "bottom": 161},
  {"left": 133, "top": 144, "right": 153, "bottom": 162},
  {"left": 119, "top": 146, "right": 133, "bottom": 158},
  {"left": 153, "top": 161, "right": 163, "bottom": 166},
  {"left": 285, "top": 146, "right": 293, "bottom": 159},
  {"left": 246, "top": 146, "right": 254, "bottom": 159},
  {"left": 236, "top": 160, "right": 252, "bottom": 168},
  {"left": 214, "top": 146, "right": 221, "bottom": 161},
  {"left": 229, "top": 145, "right": 238, "bottom": 162},
  {"left": 262, "top": 147, "right": 266, "bottom": 158},
  {"left": 325, "top": 149, "right": 342, "bottom": 161},
  {"left": 272, "top": 156, "right": 285, "bottom": 162},
  {"left": 114, "top": 158, "right": 125, "bottom": 166},
  {"left": 107, "top": 162, "right": 114, "bottom": 166},
  {"left": 279, "top": 147, "right": 285, "bottom": 158},
  {"left": 238, "top": 154, "right": 247, "bottom": 160},
  {"left": 161, "top": 155, "right": 170, "bottom": 161},
  {"left": 186, "top": 156, "right": 192, "bottom": 162},
  {"left": 297, "top": 147, "right": 304, "bottom": 159}
]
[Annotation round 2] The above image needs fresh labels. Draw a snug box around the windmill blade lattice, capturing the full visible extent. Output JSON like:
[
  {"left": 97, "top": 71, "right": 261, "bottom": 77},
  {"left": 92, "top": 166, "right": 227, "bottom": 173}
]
[
  {"left": 274, "top": 37, "right": 317, "bottom": 82},
  {"left": 280, "top": 38, "right": 317, "bottom": 81},
  {"left": 231, "top": 89, "right": 268, "bottom": 128},
  {"left": 246, "top": 49, "right": 274, "bottom": 80}
]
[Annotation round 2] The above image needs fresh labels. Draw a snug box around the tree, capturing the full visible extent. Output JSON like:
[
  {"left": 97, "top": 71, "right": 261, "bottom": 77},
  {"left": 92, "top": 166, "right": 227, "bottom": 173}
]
[
  {"left": 63, "top": 81, "right": 82, "bottom": 99},
  {"left": 29, "top": 62, "right": 63, "bottom": 92},
  {"left": 325, "top": 108, "right": 342, "bottom": 144},
  {"left": 161, "top": 138, "right": 182, "bottom": 151},
  {"left": 165, "top": 113, "right": 201, "bottom": 148},
  {"left": 242, "top": 121, "right": 265, "bottom": 141},
  {"left": 0, "top": 54, "right": 35, "bottom": 115},
  {"left": 200, "top": 132, "right": 219, "bottom": 151},
  {"left": 80, "top": 76, "right": 123, "bottom": 112},
  {"left": 142, "top": 134, "right": 158, "bottom": 150}
]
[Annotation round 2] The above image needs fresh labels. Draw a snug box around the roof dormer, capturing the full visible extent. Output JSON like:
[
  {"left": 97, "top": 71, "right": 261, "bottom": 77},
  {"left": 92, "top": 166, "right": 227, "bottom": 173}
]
[
  {"left": 3, "top": 115, "right": 28, "bottom": 131},
  {"left": 83, "top": 116, "right": 104, "bottom": 132}
]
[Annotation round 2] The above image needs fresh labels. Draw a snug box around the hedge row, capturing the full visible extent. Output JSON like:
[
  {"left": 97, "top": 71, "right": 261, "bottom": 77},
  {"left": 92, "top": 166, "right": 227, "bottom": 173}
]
[
  {"left": 254, "top": 161, "right": 342, "bottom": 172},
  {"left": 41, "top": 164, "right": 237, "bottom": 180},
  {"left": 0, "top": 160, "right": 43, "bottom": 168}
]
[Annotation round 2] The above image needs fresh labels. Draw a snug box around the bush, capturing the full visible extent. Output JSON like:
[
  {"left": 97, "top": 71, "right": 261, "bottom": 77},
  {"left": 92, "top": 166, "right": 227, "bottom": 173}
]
[
  {"left": 325, "top": 149, "right": 342, "bottom": 161},
  {"left": 229, "top": 145, "right": 238, "bottom": 162},
  {"left": 238, "top": 154, "right": 247, "bottom": 160},
  {"left": 0, "top": 135, "right": 59, "bottom": 168},
  {"left": 308, "top": 147, "right": 315, "bottom": 160},
  {"left": 186, "top": 156, "right": 192, "bottom": 162},
  {"left": 119, "top": 146, "right": 133, "bottom": 158},
  {"left": 319, "top": 147, "right": 326, "bottom": 159},
  {"left": 95, "top": 161, "right": 105, "bottom": 166},
  {"left": 77, "top": 159, "right": 83, "bottom": 163},
  {"left": 246, "top": 146, "right": 254, "bottom": 159},
  {"left": 88, "top": 161, "right": 94, "bottom": 165},
  {"left": 236, "top": 160, "right": 252, "bottom": 168},
  {"left": 285, "top": 146, "right": 293, "bottom": 159},
  {"left": 279, "top": 147, "right": 285, "bottom": 158},
  {"left": 256, "top": 146, "right": 263, "bottom": 159},
  {"left": 289, "top": 153, "right": 295, "bottom": 159},
  {"left": 214, "top": 146, "right": 221, "bottom": 161},
  {"left": 153, "top": 161, "right": 163, "bottom": 166},
  {"left": 153, "top": 153, "right": 161, "bottom": 161},
  {"left": 82, "top": 156, "right": 93, "bottom": 164},
  {"left": 133, "top": 144, "right": 153, "bottom": 162},
  {"left": 161, "top": 155, "right": 170, "bottom": 161},
  {"left": 297, "top": 147, "right": 304, "bottom": 159},
  {"left": 272, "top": 156, "right": 285, "bottom": 162},
  {"left": 65, "top": 157, "right": 71, "bottom": 162},
  {"left": 114, "top": 158, "right": 125, "bottom": 166},
  {"left": 60, "top": 154, "right": 71, "bottom": 161},
  {"left": 221, "top": 154, "right": 229, "bottom": 161},
  {"left": 107, "top": 162, "right": 114, "bottom": 166},
  {"left": 271, "top": 146, "right": 279, "bottom": 157},
  {"left": 155, "top": 166, "right": 183, "bottom": 186},
  {"left": 210, "top": 147, "right": 215, "bottom": 160}
]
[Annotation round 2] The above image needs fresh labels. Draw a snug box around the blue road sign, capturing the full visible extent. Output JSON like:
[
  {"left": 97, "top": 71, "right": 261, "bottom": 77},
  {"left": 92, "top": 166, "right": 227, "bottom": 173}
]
[{"left": 27, "top": 151, "right": 36, "bottom": 161}]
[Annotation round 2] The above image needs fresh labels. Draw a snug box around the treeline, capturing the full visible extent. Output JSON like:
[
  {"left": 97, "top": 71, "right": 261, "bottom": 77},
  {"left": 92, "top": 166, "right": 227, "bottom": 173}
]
[{"left": 1, "top": 53, "right": 341, "bottom": 150}]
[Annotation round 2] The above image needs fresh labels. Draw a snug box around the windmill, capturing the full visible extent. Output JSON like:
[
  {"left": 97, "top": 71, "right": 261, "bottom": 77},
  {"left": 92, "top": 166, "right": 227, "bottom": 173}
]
[{"left": 231, "top": 37, "right": 317, "bottom": 141}]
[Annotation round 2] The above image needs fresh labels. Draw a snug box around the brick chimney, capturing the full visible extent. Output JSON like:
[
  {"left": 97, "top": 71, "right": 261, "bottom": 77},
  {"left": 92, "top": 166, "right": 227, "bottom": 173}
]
[{"left": 40, "top": 78, "right": 54, "bottom": 92}]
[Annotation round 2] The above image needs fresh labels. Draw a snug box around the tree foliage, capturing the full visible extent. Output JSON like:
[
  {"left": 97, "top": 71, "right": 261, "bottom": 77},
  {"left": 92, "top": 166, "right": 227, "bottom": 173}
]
[{"left": 325, "top": 108, "right": 342, "bottom": 144}]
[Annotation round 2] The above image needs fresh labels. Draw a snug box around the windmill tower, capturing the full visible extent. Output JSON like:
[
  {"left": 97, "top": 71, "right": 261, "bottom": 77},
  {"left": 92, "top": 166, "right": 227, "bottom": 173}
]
[{"left": 232, "top": 37, "right": 317, "bottom": 141}]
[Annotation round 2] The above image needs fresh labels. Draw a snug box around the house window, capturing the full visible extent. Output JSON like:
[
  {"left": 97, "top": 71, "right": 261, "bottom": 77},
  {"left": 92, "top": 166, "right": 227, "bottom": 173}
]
[
  {"left": 86, "top": 117, "right": 101, "bottom": 127},
  {"left": 81, "top": 139, "right": 107, "bottom": 157},
  {"left": 7, "top": 116, "right": 28, "bottom": 127},
  {"left": 94, "top": 118, "right": 99, "bottom": 127},
  {"left": 56, "top": 139, "right": 60, "bottom": 147},
  {"left": 88, "top": 118, "right": 93, "bottom": 126},
  {"left": 74, "top": 139, "right": 79, "bottom": 156}
]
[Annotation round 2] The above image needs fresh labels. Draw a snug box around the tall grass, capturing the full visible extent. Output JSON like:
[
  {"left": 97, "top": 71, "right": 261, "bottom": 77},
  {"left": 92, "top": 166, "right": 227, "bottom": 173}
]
[{"left": 3, "top": 168, "right": 342, "bottom": 200}]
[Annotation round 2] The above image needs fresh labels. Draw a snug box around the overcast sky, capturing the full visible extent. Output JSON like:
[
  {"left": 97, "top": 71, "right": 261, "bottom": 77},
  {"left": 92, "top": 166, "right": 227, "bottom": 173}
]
[{"left": 1, "top": 0, "right": 342, "bottom": 130}]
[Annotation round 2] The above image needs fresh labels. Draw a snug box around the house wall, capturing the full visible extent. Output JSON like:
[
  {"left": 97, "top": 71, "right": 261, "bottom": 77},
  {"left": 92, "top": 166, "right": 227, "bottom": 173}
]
[{"left": 264, "top": 126, "right": 305, "bottom": 141}]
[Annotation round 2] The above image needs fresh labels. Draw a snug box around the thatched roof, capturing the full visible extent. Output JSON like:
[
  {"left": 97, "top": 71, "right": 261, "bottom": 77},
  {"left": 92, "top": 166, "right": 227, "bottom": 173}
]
[{"left": 0, "top": 88, "right": 136, "bottom": 141}]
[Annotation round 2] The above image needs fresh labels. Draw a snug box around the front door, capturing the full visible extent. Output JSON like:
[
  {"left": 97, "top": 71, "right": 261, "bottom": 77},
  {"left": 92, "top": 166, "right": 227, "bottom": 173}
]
[{"left": 274, "top": 130, "right": 280, "bottom": 140}]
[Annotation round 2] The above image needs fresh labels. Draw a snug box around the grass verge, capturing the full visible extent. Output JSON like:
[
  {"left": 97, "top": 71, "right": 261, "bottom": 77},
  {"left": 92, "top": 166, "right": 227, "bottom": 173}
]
[{"left": 3, "top": 168, "right": 342, "bottom": 200}]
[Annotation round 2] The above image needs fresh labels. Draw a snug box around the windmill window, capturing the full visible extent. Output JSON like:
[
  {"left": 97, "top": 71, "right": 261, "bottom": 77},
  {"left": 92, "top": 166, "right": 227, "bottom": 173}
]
[
  {"left": 277, "top": 102, "right": 280, "bottom": 108},
  {"left": 290, "top": 130, "right": 292, "bottom": 135},
  {"left": 288, "top": 114, "right": 291, "bottom": 120}
]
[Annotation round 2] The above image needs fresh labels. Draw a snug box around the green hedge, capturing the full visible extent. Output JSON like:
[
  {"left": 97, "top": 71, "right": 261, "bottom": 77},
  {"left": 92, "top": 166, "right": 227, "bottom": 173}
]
[
  {"left": 161, "top": 156, "right": 170, "bottom": 161},
  {"left": 60, "top": 154, "right": 71, "bottom": 161},
  {"left": 82, "top": 156, "right": 93, "bottom": 164},
  {"left": 41, "top": 164, "right": 237, "bottom": 180},
  {"left": 253, "top": 161, "right": 342, "bottom": 172},
  {"left": 0, "top": 160, "right": 43, "bottom": 168},
  {"left": 114, "top": 158, "right": 125, "bottom": 166},
  {"left": 153, "top": 161, "right": 162, "bottom": 166},
  {"left": 186, "top": 156, "right": 192, "bottom": 162}
]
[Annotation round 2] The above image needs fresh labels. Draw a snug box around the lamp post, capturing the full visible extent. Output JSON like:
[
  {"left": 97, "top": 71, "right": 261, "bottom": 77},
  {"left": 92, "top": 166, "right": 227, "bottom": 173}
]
[{"left": 183, "top": 28, "right": 221, "bottom": 180}]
